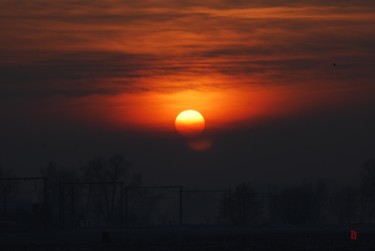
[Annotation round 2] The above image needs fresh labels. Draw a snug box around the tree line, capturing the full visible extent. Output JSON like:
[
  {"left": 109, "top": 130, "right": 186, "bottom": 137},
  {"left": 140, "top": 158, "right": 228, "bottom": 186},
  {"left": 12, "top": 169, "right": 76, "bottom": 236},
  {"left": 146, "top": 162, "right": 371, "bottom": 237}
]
[{"left": 0, "top": 157, "right": 375, "bottom": 229}]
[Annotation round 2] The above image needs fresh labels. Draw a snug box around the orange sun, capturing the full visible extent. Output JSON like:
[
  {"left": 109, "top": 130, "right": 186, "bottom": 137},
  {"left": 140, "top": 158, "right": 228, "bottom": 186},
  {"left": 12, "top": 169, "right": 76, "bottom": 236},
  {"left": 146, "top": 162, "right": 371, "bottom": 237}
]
[{"left": 175, "top": 110, "right": 205, "bottom": 137}]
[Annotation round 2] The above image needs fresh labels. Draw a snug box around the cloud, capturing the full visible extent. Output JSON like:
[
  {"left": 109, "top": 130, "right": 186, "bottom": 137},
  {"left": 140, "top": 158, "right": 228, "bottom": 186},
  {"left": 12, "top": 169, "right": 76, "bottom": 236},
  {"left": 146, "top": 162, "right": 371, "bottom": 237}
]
[{"left": 0, "top": 0, "right": 374, "bottom": 99}]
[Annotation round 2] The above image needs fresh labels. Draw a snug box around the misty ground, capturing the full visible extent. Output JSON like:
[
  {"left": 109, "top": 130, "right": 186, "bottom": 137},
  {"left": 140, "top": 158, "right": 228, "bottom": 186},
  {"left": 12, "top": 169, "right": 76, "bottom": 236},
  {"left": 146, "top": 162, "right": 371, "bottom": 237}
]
[{"left": 1, "top": 226, "right": 375, "bottom": 250}]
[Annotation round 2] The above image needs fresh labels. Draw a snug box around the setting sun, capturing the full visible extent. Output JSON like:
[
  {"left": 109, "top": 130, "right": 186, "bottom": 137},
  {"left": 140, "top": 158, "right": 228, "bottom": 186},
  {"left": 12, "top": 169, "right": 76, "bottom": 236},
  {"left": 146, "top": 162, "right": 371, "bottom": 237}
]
[{"left": 175, "top": 110, "right": 205, "bottom": 137}]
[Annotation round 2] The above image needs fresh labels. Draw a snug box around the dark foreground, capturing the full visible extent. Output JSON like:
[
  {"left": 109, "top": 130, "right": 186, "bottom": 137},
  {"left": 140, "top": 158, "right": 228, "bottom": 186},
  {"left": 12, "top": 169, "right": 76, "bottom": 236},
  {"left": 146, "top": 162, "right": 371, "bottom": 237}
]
[{"left": 1, "top": 226, "right": 375, "bottom": 250}]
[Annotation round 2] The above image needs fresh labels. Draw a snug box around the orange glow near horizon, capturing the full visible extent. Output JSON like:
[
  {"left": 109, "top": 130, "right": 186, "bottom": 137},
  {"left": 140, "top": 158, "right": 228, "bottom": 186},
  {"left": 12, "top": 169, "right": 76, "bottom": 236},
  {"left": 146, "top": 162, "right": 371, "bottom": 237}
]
[
  {"left": 67, "top": 86, "right": 260, "bottom": 133},
  {"left": 61, "top": 82, "right": 336, "bottom": 134},
  {"left": 32, "top": 69, "right": 375, "bottom": 136}
]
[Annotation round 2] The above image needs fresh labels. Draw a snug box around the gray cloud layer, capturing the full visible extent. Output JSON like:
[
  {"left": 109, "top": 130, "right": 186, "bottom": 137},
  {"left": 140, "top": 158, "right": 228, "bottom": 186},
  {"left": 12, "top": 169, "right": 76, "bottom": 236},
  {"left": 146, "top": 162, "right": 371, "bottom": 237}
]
[{"left": 0, "top": 0, "right": 374, "bottom": 98}]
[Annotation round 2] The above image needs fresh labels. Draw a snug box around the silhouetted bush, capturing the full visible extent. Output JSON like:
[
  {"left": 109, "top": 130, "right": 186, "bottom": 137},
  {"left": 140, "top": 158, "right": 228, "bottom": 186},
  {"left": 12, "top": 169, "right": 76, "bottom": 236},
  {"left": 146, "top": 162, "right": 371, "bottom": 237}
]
[
  {"left": 273, "top": 183, "right": 317, "bottom": 226},
  {"left": 221, "top": 182, "right": 258, "bottom": 226}
]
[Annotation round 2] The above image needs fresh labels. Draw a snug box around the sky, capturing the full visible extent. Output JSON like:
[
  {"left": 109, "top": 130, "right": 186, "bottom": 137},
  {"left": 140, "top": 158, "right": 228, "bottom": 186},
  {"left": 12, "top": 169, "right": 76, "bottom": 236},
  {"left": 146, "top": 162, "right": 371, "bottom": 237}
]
[{"left": 1, "top": 0, "right": 374, "bottom": 189}]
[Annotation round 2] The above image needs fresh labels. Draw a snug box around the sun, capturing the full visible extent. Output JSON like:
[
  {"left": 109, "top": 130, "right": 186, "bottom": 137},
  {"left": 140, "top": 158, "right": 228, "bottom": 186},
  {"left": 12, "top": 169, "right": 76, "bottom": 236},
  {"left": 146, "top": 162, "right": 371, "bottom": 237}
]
[{"left": 175, "top": 110, "right": 205, "bottom": 137}]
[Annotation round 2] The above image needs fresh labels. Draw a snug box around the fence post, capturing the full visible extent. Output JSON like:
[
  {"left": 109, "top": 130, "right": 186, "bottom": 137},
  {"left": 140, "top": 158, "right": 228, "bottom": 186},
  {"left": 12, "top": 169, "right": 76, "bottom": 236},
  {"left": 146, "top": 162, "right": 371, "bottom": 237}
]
[
  {"left": 179, "top": 186, "right": 183, "bottom": 225},
  {"left": 120, "top": 182, "right": 123, "bottom": 227},
  {"left": 125, "top": 186, "right": 128, "bottom": 227},
  {"left": 3, "top": 187, "right": 6, "bottom": 214},
  {"left": 224, "top": 189, "right": 231, "bottom": 222},
  {"left": 71, "top": 186, "right": 74, "bottom": 229},
  {"left": 43, "top": 177, "right": 47, "bottom": 231},
  {"left": 59, "top": 183, "right": 64, "bottom": 229}
]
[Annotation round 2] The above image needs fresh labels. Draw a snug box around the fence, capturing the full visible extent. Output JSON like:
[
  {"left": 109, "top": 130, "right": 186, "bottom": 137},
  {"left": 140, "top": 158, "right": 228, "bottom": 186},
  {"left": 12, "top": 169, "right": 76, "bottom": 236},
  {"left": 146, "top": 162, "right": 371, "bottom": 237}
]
[
  {"left": 182, "top": 189, "right": 231, "bottom": 225},
  {"left": 125, "top": 186, "right": 182, "bottom": 227},
  {"left": 0, "top": 177, "right": 47, "bottom": 231},
  {"left": 59, "top": 182, "right": 124, "bottom": 229},
  {"left": 1, "top": 177, "right": 375, "bottom": 231}
]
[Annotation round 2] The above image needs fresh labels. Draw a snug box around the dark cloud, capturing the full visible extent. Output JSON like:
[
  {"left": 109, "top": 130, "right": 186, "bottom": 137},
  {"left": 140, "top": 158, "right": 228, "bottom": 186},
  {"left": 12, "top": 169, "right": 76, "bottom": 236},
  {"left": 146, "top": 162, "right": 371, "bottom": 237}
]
[{"left": 0, "top": 51, "right": 153, "bottom": 97}]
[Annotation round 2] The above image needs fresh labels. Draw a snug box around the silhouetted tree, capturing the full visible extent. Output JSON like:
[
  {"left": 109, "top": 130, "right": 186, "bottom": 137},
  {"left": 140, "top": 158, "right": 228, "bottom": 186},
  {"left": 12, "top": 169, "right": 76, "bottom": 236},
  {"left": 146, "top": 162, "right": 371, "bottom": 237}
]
[
  {"left": 360, "top": 159, "right": 375, "bottom": 223},
  {"left": 82, "top": 154, "right": 131, "bottom": 183},
  {"left": 314, "top": 179, "right": 329, "bottom": 224},
  {"left": 41, "top": 155, "right": 142, "bottom": 228},
  {"left": 221, "top": 182, "right": 257, "bottom": 226},
  {"left": 125, "top": 187, "right": 163, "bottom": 227},
  {"left": 361, "top": 159, "right": 375, "bottom": 197},
  {"left": 332, "top": 185, "right": 358, "bottom": 225},
  {"left": 81, "top": 154, "right": 132, "bottom": 222},
  {"left": 42, "top": 161, "right": 79, "bottom": 184},
  {"left": 0, "top": 165, "right": 17, "bottom": 214},
  {"left": 274, "top": 182, "right": 317, "bottom": 226},
  {"left": 41, "top": 161, "right": 79, "bottom": 227},
  {"left": 0, "top": 165, "right": 20, "bottom": 230}
]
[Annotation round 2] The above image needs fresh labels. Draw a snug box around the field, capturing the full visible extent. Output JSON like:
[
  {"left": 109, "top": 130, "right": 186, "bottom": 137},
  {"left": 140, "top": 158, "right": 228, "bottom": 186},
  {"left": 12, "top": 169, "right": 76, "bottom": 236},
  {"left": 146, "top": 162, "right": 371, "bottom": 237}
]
[{"left": 1, "top": 226, "right": 375, "bottom": 250}]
